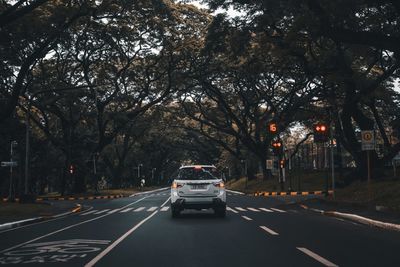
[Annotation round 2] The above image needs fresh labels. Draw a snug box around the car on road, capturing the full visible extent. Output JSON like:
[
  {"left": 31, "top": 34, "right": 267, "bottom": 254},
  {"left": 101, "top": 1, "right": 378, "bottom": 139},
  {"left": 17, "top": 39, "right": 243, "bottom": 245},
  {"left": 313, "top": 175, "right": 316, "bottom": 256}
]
[{"left": 170, "top": 165, "right": 226, "bottom": 218}]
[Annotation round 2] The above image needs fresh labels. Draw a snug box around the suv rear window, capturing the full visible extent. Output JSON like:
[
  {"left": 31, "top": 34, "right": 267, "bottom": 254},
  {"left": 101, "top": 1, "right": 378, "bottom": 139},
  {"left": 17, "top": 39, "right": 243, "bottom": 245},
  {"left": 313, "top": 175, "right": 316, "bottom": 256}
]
[{"left": 177, "top": 167, "right": 220, "bottom": 180}]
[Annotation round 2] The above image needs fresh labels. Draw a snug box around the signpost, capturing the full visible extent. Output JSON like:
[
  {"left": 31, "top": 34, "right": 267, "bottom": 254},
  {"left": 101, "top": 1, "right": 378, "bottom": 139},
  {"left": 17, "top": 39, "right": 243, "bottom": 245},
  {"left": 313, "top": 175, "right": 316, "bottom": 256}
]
[
  {"left": 266, "top": 160, "right": 273, "bottom": 170},
  {"left": 1, "top": 161, "right": 18, "bottom": 167},
  {"left": 361, "top": 130, "right": 375, "bottom": 203}
]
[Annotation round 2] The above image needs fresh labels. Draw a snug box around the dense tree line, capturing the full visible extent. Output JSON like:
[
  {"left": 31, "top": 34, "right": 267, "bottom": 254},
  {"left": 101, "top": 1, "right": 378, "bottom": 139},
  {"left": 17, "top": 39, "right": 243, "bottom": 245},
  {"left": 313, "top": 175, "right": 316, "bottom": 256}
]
[{"left": 1, "top": 0, "right": 399, "bottom": 197}]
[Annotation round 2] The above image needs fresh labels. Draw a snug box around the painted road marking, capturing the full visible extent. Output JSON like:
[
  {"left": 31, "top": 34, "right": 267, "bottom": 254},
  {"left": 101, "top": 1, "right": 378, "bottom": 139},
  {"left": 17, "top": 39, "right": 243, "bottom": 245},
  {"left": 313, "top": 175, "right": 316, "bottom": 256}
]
[
  {"left": 160, "top": 207, "right": 169, "bottom": 211},
  {"left": 134, "top": 207, "right": 145, "bottom": 212},
  {"left": 160, "top": 197, "right": 171, "bottom": 207},
  {"left": 260, "top": 226, "right": 279, "bottom": 235},
  {"left": 85, "top": 211, "right": 159, "bottom": 267},
  {"left": 297, "top": 247, "right": 338, "bottom": 267},
  {"left": 247, "top": 207, "right": 260, "bottom": 212},
  {"left": 259, "top": 208, "right": 273, "bottom": 213},
  {"left": 0, "top": 197, "right": 149, "bottom": 254},
  {"left": 241, "top": 216, "right": 253, "bottom": 221},
  {"left": 271, "top": 208, "right": 286, "bottom": 213},
  {"left": 147, "top": 207, "right": 158, "bottom": 212},
  {"left": 94, "top": 209, "right": 110, "bottom": 215},
  {"left": 227, "top": 207, "right": 238, "bottom": 214},
  {"left": 107, "top": 209, "right": 122, "bottom": 214},
  {"left": 235, "top": 207, "right": 246, "bottom": 212},
  {"left": 120, "top": 208, "right": 133, "bottom": 213},
  {"left": 80, "top": 210, "right": 98, "bottom": 216}
]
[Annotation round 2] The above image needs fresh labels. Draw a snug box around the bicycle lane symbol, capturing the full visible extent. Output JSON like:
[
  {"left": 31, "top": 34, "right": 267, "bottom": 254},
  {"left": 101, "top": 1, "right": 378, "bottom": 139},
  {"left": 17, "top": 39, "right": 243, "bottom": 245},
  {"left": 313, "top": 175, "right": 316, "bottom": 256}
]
[{"left": 0, "top": 239, "right": 111, "bottom": 265}]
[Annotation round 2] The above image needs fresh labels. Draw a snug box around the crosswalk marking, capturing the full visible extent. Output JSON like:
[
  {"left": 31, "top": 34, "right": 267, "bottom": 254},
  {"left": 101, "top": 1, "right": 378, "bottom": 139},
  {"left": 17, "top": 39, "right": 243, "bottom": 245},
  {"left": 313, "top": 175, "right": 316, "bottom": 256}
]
[
  {"left": 242, "top": 215, "right": 253, "bottom": 221},
  {"left": 160, "top": 206, "right": 169, "bottom": 211},
  {"left": 259, "top": 208, "right": 274, "bottom": 213},
  {"left": 147, "top": 207, "right": 158, "bottom": 212},
  {"left": 247, "top": 207, "right": 260, "bottom": 212},
  {"left": 227, "top": 207, "right": 238, "bottom": 214},
  {"left": 271, "top": 208, "right": 286, "bottom": 213},
  {"left": 80, "top": 210, "right": 97, "bottom": 216},
  {"left": 107, "top": 209, "right": 122, "bottom": 214},
  {"left": 235, "top": 207, "right": 246, "bottom": 211},
  {"left": 120, "top": 208, "right": 133, "bottom": 213},
  {"left": 134, "top": 207, "right": 145, "bottom": 212},
  {"left": 94, "top": 209, "right": 110, "bottom": 215}
]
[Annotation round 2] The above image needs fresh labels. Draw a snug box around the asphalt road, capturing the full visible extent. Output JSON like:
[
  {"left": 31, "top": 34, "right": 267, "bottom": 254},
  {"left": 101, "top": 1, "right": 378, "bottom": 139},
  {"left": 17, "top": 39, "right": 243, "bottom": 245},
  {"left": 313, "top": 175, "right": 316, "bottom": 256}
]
[{"left": 0, "top": 189, "right": 399, "bottom": 267}]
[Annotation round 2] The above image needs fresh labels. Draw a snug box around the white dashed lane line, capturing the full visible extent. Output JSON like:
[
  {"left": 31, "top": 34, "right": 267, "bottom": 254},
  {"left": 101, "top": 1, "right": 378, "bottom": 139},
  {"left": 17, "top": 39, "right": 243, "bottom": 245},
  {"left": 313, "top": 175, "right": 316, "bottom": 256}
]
[
  {"left": 134, "top": 207, "right": 145, "bottom": 212},
  {"left": 259, "top": 226, "right": 279, "bottom": 236},
  {"left": 120, "top": 208, "right": 133, "bottom": 213},
  {"left": 94, "top": 209, "right": 110, "bottom": 215},
  {"left": 160, "top": 207, "right": 169, "bottom": 211},
  {"left": 235, "top": 207, "right": 246, "bottom": 212},
  {"left": 241, "top": 216, "right": 253, "bottom": 221},
  {"left": 147, "top": 207, "right": 158, "bottom": 212},
  {"left": 80, "top": 210, "right": 98, "bottom": 216},
  {"left": 227, "top": 207, "right": 238, "bottom": 213},
  {"left": 297, "top": 247, "right": 338, "bottom": 267},
  {"left": 259, "top": 208, "right": 273, "bottom": 212}
]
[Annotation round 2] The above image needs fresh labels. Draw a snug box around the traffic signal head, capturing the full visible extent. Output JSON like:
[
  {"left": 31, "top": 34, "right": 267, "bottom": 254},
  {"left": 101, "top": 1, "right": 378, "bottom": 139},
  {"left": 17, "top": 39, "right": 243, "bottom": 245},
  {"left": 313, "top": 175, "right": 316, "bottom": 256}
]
[
  {"left": 313, "top": 123, "right": 329, "bottom": 143},
  {"left": 69, "top": 164, "right": 75, "bottom": 174},
  {"left": 268, "top": 122, "right": 278, "bottom": 133},
  {"left": 271, "top": 141, "right": 283, "bottom": 155}
]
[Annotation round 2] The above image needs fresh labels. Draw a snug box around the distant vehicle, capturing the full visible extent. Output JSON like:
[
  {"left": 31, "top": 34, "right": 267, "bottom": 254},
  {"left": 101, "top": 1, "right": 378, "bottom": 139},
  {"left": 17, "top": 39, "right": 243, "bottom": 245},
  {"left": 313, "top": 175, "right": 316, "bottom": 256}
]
[{"left": 170, "top": 165, "right": 226, "bottom": 218}]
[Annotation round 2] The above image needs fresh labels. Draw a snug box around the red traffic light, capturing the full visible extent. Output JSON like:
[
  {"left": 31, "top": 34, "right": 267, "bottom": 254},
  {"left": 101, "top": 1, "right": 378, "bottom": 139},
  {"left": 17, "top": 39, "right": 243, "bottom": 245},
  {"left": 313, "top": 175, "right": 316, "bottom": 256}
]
[
  {"left": 314, "top": 124, "right": 327, "bottom": 132},
  {"left": 272, "top": 142, "right": 282, "bottom": 147}
]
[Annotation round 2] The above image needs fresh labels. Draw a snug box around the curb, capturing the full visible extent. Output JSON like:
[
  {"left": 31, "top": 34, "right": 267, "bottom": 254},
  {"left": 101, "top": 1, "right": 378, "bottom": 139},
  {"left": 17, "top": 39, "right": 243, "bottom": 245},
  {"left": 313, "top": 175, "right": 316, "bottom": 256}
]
[
  {"left": 2, "top": 194, "right": 125, "bottom": 203},
  {"left": 226, "top": 189, "right": 245, "bottom": 195},
  {"left": 255, "top": 190, "right": 333, "bottom": 197},
  {"left": 0, "top": 203, "right": 83, "bottom": 232},
  {"left": 300, "top": 204, "right": 400, "bottom": 232}
]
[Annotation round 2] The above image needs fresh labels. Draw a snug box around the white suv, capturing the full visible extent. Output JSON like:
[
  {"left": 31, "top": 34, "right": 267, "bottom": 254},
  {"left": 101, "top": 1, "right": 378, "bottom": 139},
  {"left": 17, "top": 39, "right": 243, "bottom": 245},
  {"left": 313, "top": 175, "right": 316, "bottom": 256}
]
[{"left": 170, "top": 165, "right": 226, "bottom": 218}]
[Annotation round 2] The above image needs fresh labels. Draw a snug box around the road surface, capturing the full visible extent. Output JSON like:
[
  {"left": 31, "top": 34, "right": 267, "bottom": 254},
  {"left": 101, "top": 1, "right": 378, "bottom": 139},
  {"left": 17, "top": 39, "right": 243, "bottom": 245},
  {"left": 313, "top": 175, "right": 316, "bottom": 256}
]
[{"left": 1, "top": 189, "right": 399, "bottom": 266}]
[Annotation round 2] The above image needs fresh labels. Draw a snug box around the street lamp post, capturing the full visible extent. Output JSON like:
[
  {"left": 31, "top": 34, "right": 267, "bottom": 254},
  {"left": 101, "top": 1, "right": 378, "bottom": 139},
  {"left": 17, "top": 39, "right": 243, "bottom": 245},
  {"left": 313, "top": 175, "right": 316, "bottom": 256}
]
[{"left": 9, "top": 141, "right": 18, "bottom": 200}]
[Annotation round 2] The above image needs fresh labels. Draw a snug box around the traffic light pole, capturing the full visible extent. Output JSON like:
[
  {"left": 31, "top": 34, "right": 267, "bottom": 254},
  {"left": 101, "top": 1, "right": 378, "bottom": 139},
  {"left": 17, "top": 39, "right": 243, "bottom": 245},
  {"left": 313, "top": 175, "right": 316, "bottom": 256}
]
[{"left": 330, "top": 118, "right": 335, "bottom": 198}]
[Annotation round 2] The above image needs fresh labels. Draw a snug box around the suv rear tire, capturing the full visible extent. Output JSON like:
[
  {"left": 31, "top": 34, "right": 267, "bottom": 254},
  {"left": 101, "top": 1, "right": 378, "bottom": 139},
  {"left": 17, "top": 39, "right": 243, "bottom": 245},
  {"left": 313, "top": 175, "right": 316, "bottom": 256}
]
[
  {"left": 171, "top": 206, "right": 180, "bottom": 218},
  {"left": 214, "top": 207, "right": 226, "bottom": 218}
]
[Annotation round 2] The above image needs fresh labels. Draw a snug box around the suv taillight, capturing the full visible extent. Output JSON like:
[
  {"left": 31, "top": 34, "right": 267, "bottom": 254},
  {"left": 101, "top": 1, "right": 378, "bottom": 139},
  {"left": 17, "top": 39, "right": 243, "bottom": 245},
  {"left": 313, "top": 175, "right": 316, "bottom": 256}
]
[
  {"left": 171, "top": 182, "right": 183, "bottom": 189},
  {"left": 213, "top": 182, "right": 224, "bottom": 188}
]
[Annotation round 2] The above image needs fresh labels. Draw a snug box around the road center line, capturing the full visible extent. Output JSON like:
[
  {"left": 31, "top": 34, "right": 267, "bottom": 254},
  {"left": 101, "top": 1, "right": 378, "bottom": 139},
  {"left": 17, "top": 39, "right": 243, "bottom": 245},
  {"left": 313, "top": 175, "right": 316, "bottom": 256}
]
[
  {"left": 0, "top": 196, "right": 148, "bottom": 254},
  {"left": 85, "top": 211, "right": 158, "bottom": 267},
  {"left": 259, "top": 225, "right": 279, "bottom": 235},
  {"left": 297, "top": 247, "right": 338, "bottom": 267},
  {"left": 241, "top": 216, "right": 253, "bottom": 221}
]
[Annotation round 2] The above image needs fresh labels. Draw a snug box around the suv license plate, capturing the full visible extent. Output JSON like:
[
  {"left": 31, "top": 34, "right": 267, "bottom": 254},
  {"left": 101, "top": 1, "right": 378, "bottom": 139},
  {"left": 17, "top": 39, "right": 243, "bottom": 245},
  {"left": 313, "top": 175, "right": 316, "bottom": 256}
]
[{"left": 191, "top": 185, "right": 206, "bottom": 189}]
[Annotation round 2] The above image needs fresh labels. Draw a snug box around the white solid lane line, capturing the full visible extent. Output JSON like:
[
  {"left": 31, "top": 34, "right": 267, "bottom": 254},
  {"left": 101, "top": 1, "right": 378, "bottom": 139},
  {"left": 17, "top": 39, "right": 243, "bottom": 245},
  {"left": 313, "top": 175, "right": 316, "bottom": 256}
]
[
  {"left": 271, "top": 208, "right": 286, "bottom": 213},
  {"left": 134, "top": 207, "right": 145, "bottom": 212},
  {"left": 297, "top": 247, "right": 338, "bottom": 267},
  {"left": 241, "top": 216, "right": 253, "bottom": 221},
  {"left": 235, "top": 207, "right": 246, "bottom": 211},
  {"left": 80, "top": 210, "right": 98, "bottom": 216},
  {"left": 120, "top": 208, "right": 133, "bottom": 213},
  {"left": 160, "top": 196, "right": 171, "bottom": 207},
  {"left": 160, "top": 207, "right": 169, "bottom": 211},
  {"left": 259, "top": 208, "right": 273, "bottom": 213},
  {"left": 147, "top": 207, "right": 158, "bottom": 212},
  {"left": 247, "top": 207, "right": 260, "bottom": 212},
  {"left": 94, "top": 209, "right": 110, "bottom": 215},
  {"left": 85, "top": 211, "right": 159, "bottom": 267},
  {"left": 0, "top": 196, "right": 149, "bottom": 254},
  {"left": 227, "top": 207, "right": 238, "bottom": 214},
  {"left": 259, "top": 226, "right": 279, "bottom": 235}
]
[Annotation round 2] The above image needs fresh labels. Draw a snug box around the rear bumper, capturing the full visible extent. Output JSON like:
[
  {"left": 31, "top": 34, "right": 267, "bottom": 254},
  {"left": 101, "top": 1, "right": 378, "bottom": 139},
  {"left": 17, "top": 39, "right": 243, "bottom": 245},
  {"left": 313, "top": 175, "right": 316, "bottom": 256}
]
[{"left": 171, "top": 197, "right": 226, "bottom": 210}]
